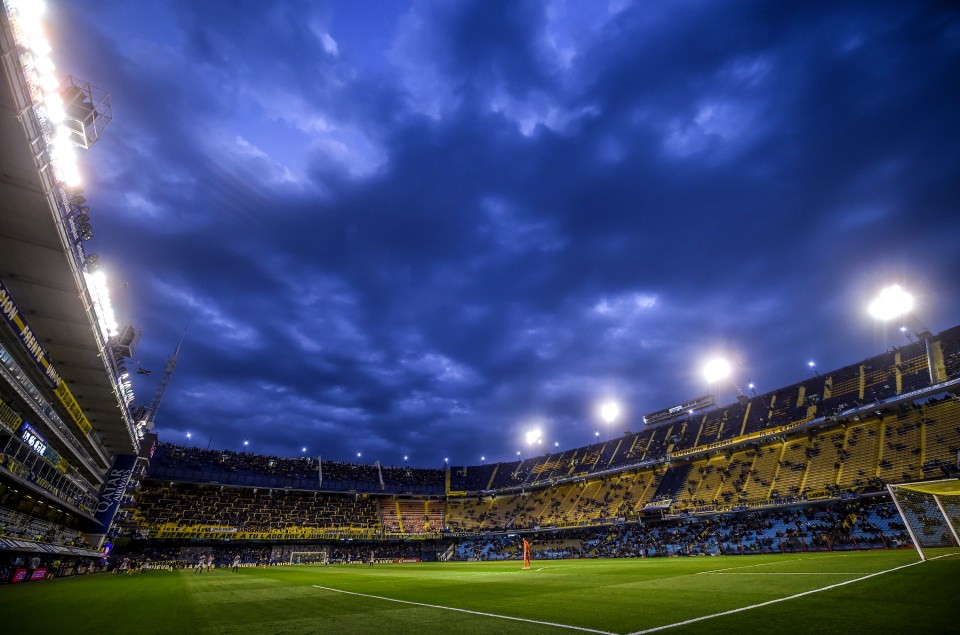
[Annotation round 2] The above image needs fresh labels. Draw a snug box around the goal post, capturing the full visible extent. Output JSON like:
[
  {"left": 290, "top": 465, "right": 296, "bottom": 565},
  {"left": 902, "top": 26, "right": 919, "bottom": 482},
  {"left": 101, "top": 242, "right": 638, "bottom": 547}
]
[
  {"left": 887, "top": 478, "right": 960, "bottom": 561},
  {"left": 289, "top": 551, "right": 329, "bottom": 565}
]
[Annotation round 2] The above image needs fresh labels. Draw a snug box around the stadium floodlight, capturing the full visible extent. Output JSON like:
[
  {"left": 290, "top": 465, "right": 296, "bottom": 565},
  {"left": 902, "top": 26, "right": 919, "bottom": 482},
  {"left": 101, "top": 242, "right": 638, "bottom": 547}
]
[
  {"left": 599, "top": 400, "right": 621, "bottom": 424},
  {"left": 186, "top": 432, "right": 191, "bottom": 439},
  {"left": 403, "top": 455, "right": 408, "bottom": 461},
  {"left": 702, "top": 358, "right": 732, "bottom": 384},
  {"left": 554, "top": 441, "right": 559, "bottom": 448},
  {"left": 357, "top": 452, "right": 361, "bottom": 458},
  {"left": 867, "top": 284, "right": 914, "bottom": 321},
  {"left": 444, "top": 457, "right": 448, "bottom": 463},
  {"left": 525, "top": 427, "right": 542, "bottom": 446},
  {"left": 481, "top": 456, "right": 485, "bottom": 462},
  {"left": 516, "top": 451, "right": 521, "bottom": 457},
  {"left": 243, "top": 440, "right": 249, "bottom": 447},
  {"left": 83, "top": 270, "right": 119, "bottom": 338},
  {"left": 301, "top": 447, "right": 307, "bottom": 453}
]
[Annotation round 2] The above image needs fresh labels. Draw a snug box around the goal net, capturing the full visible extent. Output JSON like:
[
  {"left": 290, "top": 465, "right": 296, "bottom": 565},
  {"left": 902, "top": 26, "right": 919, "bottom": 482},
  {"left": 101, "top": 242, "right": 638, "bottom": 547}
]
[
  {"left": 289, "top": 551, "right": 329, "bottom": 565},
  {"left": 887, "top": 478, "right": 960, "bottom": 561}
]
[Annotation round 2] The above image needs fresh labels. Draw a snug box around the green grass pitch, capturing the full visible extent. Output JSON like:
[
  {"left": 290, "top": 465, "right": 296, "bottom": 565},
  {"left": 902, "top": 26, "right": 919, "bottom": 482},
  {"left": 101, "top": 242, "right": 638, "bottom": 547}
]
[{"left": 2, "top": 551, "right": 959, "bottom": 634}]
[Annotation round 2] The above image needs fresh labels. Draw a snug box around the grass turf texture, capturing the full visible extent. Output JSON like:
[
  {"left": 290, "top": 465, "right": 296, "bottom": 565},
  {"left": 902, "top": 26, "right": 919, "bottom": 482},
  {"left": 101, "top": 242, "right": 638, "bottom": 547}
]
[{"left": 2, "top": 551, "right": 959, "bottom": 634}]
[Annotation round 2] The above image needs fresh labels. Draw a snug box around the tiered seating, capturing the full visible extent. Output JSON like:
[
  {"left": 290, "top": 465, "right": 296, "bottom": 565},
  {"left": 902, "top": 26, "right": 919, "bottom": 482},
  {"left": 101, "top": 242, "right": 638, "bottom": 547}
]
[
  {"left": 132, "top": 482, "right": 381, "bottom": 536},
  {"left": 836, "top": 421, "right": 881, "bottom": 489},
  {"left": 897, "top": 341, "right": 930, "bottom": 393},
  {"left": 649, "top": 463, "right": 692, "bottom": 504},
  {"left": 740, "top": 444, "right": 781, "bottom": 501},
  {"left": 820, "top": 366, "right": 861, "bottom": 415},
  {"left": 393, "top": 499, "right": 440, "bottom": 533},
  {"left": 879, "top": 411, "right": 923, "bottom": 483},
  {"left": 940, "top": 325, "right": 960, "bottom": 380},
  {"left": 713, "top": 449, "right": 755, "bottom": 505},
  {"left": 449, "top": 463, "right": 498, "bottom": 491},
  {"left": 695, "top": 411, "right": 725, "bottom": 446},
  {"left": 863, "top": 351, "right": 898, "bottom": 402},
  {"left": 444, "top": 497, "right": 490, "bottom": 532},
  {"left": 673, "top": 416, "right": 703, "bottom": 451},
  {"left": 380, "top": 499, "right": 401, "bottom": 532},
  {"left": 802, "top": 429, "right": 845, "bottom": 492},
  {"left": 768, "top": 385, "right": 807, "bottom": 428},
  {"left": 741, "top": 397, "right": 771, "bottom": 435},
  {"left": 150, "top": 444, "right": 444, "bottom": 494},
  {"left": 0, "top": 506, "right": 91, "bottom": 548},
  {"left": 769, "top": 438, "right": 812, "bottom": 498},
  {"left": 921, "top": 398, "right": 960, "bottom": 476}
]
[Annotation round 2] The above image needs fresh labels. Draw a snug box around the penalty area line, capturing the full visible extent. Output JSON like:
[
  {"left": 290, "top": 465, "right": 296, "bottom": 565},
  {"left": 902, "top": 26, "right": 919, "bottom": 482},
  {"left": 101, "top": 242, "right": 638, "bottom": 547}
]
[
  {"left": 311, "top": 585, "right": 616, "bottom": 634},
  {"left": 626, "top": 553, "right": 958, "bottom": 635}
]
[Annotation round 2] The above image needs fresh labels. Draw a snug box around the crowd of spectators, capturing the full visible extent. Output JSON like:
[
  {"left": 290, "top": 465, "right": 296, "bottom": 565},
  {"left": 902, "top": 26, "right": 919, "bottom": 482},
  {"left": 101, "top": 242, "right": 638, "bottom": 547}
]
[
  {"left": 0, "top": 506, "right": 90, "bottom": 549},
  {"left": 149, "top": 444, "right": 444, "bottom": 494},
  {"left": 454, "top": 498, "right": 909, "bottom": 561},
  {"left": 131, "top": 482, "right": 381, "bottom": 534}
]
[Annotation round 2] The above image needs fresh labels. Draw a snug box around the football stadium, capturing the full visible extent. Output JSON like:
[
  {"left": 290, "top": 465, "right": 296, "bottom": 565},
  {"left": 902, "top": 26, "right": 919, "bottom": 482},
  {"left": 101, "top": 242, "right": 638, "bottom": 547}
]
[{"left": 2, "top": 1, "right": 960, "bottom": 633}]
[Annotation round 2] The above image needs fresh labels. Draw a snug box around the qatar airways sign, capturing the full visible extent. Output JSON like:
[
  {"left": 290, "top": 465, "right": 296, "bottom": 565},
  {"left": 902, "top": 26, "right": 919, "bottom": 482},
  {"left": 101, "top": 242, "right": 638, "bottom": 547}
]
[{"left": 94, "top": 454, "right": 137, "bottom": 530}]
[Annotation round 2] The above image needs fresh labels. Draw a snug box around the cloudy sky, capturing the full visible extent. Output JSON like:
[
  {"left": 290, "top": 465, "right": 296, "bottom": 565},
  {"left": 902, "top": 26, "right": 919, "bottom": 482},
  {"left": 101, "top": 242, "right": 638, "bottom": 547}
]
[{"left": 49, "top": 0, "right": 960, "bottom": 466}]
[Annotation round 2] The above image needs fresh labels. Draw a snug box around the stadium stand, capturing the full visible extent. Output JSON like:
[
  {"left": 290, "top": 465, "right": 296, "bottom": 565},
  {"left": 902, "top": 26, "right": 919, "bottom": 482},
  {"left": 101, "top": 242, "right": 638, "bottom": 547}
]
[{"left": 97, "top": 325, "right": 960, "bottom": 569}]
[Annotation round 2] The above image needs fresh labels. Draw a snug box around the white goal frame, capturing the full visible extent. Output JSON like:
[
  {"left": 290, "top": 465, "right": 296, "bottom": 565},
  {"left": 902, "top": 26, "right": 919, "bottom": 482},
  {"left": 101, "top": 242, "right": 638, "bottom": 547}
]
[
  {"left": 289, "top": 551, "right": 329, "bottom": 565},
  {"left": 887, "top": 478, "right": 960, "bottom": 561}
]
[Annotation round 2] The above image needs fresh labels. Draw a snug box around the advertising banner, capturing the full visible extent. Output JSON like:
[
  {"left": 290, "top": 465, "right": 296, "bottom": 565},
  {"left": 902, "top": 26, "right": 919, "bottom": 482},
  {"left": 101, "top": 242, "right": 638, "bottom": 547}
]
[
  {"left": 0, "top": 279, "right": 91, "bottom": 436},
  {"left": 94, "top": 454, "right": 137, "bottom": 529}
]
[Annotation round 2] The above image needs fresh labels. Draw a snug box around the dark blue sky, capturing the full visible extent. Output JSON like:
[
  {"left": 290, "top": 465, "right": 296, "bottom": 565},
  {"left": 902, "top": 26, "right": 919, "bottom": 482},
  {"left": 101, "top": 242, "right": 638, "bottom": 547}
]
[{"left": 50, "top": 0, "right": 960, "bottom": 466}]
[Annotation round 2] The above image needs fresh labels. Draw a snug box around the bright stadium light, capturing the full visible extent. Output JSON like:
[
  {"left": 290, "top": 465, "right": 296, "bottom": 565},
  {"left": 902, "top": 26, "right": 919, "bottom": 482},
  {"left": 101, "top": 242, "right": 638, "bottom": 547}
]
[
  {"left": 554, "top": 441, "right": 559, "bottom": 448},
  {"left": 867, "top": 285, "right": 914, "bottom": 321},
  {"left": 599, "top": 400, "right": 621, "bottom": 424},
  {"left": 84, "top": 270, "right": 119, "bottom": 337},
  {"left": 703, "top": 358, "right": 732, "bottom": 384},
  {"left": 481, "top": 456, "right": 485, "bottom": 462},
  {"left": 525, "top": 427, "right": 542, "bottom": 446},
  {"left": 243, "top": 440, "right": 249, "bottom": 447},
  {"left": 301, "top": 447, "right": 307, "bottom": 453},
  {"left": 186, "top": 432, "right": 191, "bottom": 439},
  {"left": 403, "top": 455, "right": 408, "bottom": 461},
  {"left": 357, "top": 452, "right": 361, "bottom": 458}
]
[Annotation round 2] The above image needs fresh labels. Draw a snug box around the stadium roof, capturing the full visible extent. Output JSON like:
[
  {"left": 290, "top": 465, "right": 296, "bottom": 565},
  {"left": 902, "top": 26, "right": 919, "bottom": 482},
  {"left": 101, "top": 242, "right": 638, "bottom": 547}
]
[{"left": 0, "top": 22, "right": 135, "bottom": 461}]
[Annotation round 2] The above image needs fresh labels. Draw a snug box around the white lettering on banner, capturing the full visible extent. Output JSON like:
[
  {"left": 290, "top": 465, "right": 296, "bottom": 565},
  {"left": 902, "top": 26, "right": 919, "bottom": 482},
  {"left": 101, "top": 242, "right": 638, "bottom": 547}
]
[{"left": 96, "top": 468, "right": 133, "bottom": 513}]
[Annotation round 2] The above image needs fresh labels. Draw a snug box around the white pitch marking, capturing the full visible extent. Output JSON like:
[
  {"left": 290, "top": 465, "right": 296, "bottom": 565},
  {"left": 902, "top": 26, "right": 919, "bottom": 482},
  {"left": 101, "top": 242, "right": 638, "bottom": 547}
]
[
  {"left": 626, "top": 554, "right": 957, "bottom": 635},
  {"left": 700, "top": 572, "right": 866, "bottom": 575},
  {"left": 695, "top": 558, "right": 803, "bottom": 575},
  {"left": 311, "top": 585, "right": 616, "bottom": 634}
]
